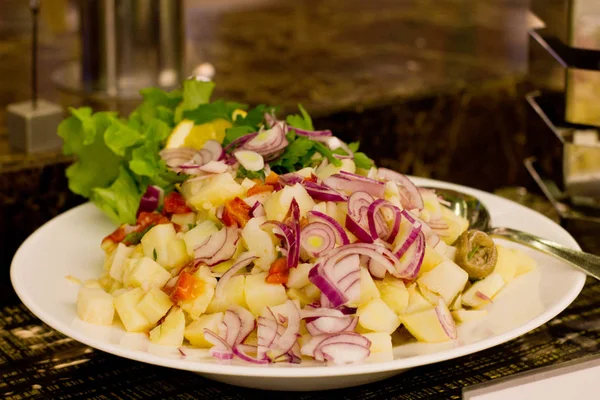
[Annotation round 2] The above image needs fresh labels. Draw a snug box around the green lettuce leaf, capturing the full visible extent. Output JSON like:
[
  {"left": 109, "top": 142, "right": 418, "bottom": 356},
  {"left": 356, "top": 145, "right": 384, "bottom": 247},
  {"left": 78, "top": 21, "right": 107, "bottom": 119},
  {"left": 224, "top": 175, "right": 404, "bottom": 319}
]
[
  {"left": 91, "top": 166, "right": 142, "bottom": 225},
  {"left": 174, "top": 80, "right": 215, "bottom": 122},
  {"left": 58, "top": 109, "right": 121, "bottom": 198}
]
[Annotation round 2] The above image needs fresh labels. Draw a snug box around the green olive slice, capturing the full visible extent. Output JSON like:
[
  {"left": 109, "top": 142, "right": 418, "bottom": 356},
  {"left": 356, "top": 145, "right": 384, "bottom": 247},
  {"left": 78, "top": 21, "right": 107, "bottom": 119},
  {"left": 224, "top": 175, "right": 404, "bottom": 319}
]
[{"left": 454, "top": 230, "right": 497, "bottom": 280}]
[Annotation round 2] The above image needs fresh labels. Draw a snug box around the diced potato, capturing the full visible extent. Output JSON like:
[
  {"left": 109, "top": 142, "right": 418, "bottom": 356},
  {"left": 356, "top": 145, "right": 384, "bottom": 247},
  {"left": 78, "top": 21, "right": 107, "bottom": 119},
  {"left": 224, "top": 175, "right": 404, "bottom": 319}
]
[
  {"left": 357, "top": 298, "right": 401, "bottom": 334},
  {"left": 462, "top": 272, "right": 505, "bottom": 308},
  {"left": 311, "top": 202, "right": 327, "bottom": 215},
  {"left": 405, "top": 283, "right": 434, "bottom": 314},
  {"left": 315, "top": 163, "right": 341, "bottom": 180},
  {"left": 149, "top": 307, "right": 185, "bottom": 346},
  {"left": 241, "top": 216, "right": 277, "bottom": 270},
  {"left": 77, "top": 287, "right": 115, "bottom": 325},
  {"left": 171, "top": 213, "right": 196, "bottom": 232},
  {"left": 400, "top": 301, "right": 455, "bottom": 343},
  {"left": 83, "top": 279, "right": 103, "bottom": 289},
  {"left": 287, "top": 288, "right": 315, "bottom": 308},
  {"left": 419, "top": 244, "right": 445, "bottom": 276},
  {"left": 193, "top": 265, "right": 218, "bottom": 287},
  {"left": 302, "top": 283, "right": 321, "bottom": 303},
  {"left": 184, "top": 313, "right": 224, "bottom": 347},
  {"left": 108, "top": 243, "right": 135, "bottom": 282},
  {"left": 179, "top": 281, "right": 215, "bottom": 319},
  {"left": 114, "top": 288, "right": 153, "bottom": 332},
  {"left": 206, "top": 275, "right": 247, "bottom": 313},
  {"left": 375, "top": 276, "right": 409, "bottom": 315},
  {"left": 340, "top": 159, "right": 356, "bottom": 174},
  {"left": 182, "top": 173, "right": 244, "bottom": 210},
  {"left": 452, "top": 309, "right": 488, "bottom": 323},
  {"left": 494, "top": 245, "right": 518, "bottom": 283},
  {"left": 138, "top": 287, "right": 174, "bottom": 324},
  {"left": 141, "top": 224, "right": 190, "bottom": 270},
  {"left": 244, "top": 272, "right": 288, "bottom": 315},
  {"left": 362, "top": 332, "right": 393, "bottom": 354},
  {"left": 450, "top": 293, "right": 463, "bottom": 311},
  {"left": 264, "top": 183, "right": 315, "bottom": 221},
  {"left": 514, "top": 248, "right": 537, "bottom": 276},
  {"left": 124, "top": 257, "right": 171, "bottom": 289},
  {"left": 287, "top": 263, "right": 314, "bottom": 289},
  {"left": 418, "top": 285, "right": 442, "bottom": 305},
  {"left": 211, "top": 242, "right": 245, "bottom": 275},
  {"left": 241, "top": 178, "right": 256, "bottom": 191},
  {"left": 358, "top": 267, "right": 381, "bottom": 306},
  {"left": 439, "top": 206, "right": 469, "bottom": 245},
  {"left": 183, "top": 220, "right": 219, "bottom": 256},
  {"left": 417, "top": 260, "right": 468, "bottom": 305}
]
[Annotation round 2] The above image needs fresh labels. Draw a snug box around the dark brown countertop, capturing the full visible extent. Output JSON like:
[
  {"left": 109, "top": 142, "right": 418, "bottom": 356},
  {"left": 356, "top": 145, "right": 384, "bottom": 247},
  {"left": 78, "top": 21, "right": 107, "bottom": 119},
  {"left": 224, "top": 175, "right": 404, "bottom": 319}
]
[{"left": 0, "top": 0, "right": 529, "bottom": 170}]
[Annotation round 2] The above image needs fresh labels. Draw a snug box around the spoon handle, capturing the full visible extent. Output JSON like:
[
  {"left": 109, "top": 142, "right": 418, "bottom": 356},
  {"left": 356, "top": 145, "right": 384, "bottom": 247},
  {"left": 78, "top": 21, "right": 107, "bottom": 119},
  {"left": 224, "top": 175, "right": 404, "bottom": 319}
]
[{"left": 487, "top": 227, "right": 600, "bottom": 281}]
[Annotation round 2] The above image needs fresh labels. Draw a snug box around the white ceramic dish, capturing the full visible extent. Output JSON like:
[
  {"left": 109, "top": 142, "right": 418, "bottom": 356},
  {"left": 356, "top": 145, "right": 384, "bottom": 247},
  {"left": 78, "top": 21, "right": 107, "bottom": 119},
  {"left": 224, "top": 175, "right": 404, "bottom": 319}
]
[{"left": 11, "top": 177, "right": 586, "bottom": 391}]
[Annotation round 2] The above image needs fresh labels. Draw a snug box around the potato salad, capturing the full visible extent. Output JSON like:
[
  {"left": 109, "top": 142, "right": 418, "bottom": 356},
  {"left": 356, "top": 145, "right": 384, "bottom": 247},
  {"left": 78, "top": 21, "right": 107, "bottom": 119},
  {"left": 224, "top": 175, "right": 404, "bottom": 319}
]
[{"left": 72, "top": 87, "right": 536, "bottom": 365}]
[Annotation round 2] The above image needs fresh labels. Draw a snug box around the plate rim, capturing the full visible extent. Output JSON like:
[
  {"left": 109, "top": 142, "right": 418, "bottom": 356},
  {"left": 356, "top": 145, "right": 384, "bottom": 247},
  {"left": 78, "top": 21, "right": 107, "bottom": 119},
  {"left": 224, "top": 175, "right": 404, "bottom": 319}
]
[{"left": 10, "top": 177, "right": 586, "bottom": 378}]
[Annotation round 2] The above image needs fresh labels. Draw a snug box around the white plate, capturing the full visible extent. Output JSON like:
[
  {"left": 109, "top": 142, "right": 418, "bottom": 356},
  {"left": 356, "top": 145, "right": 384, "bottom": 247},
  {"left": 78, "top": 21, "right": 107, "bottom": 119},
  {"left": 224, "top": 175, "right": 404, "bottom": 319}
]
[{"left": 11, "top": 177, "right": 586, "bottom": 391}]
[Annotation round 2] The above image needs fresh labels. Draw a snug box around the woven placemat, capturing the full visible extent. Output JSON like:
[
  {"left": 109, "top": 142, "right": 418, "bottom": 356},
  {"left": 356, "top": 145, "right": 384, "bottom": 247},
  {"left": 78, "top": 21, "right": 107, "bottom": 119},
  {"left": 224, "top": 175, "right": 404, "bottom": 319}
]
[{"left": 1, "top": 189, "right": 599, "bottom": 399}]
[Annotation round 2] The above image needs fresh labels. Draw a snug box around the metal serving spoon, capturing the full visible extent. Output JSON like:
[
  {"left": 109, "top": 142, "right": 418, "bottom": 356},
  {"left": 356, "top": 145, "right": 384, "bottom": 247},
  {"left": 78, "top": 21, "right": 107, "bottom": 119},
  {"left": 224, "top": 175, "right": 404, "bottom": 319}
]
[{"left": 427, "top": 187, "right": 600, "bottom": 281}]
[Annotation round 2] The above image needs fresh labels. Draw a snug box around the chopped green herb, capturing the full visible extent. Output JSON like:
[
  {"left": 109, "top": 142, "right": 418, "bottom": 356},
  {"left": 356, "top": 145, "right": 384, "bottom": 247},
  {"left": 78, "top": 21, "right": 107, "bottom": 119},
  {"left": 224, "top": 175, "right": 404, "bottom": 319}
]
[
  {"left": 286, "top": 104, "right": 314, "bottom": 131},
  {"left": 353, "top": 151, "right": 374, "bottom": 169},
  {"left": 187, "top": 223, "right": 196, "bottom": 231},
  {"left": 122, "top": 223, "right": 155, "bottom": 245},
  {"left": 236, "top": 165, "right": 266, "bottom": 180},
  {"left": 153, "top": 248, "right": 158, "bottom": 261},
  {"left": 467, "top": 246, "right": 480, "bottom": 260}
]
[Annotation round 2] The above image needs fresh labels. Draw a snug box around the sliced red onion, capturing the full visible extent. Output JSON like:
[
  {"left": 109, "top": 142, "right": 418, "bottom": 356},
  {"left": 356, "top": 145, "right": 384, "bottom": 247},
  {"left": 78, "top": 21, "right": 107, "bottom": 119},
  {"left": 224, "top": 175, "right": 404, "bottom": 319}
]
[
  {"left": 194, "top": 225, "right": 240, "bottom": 266},
  {"left": 250, "top": 202, "right": 265, "bottom": 218},
  {"left": 215, "top": 253, "right": 257, "bottom": 298},
  {"left": 264, "top": 112, "right": 277, "bottom": 128},
  {"left": 241, "top": 122, "right": 288, "bottom": 161},
  {"left": 300, "top": 307, "right": 347, "bottom": 319},
  {"left": 311, "top": 243, "right": 418, "bottom": 296},
  {"left": 322, "top": 343, "right": 371, "bottom": 364},
  {"left": 136, "top": 185, "right": 164, "bottom": 217},
  {"left": 476, "top": 291, "right": 493, "bottom": 303},
  {"left": 405, "top": 210, "right": 441, "bottom": 247},
  {"left": 302, "top": 180, "right": 347, "bottom": 202},
  {"left": 301, "top": 332, "right": 371, "bottom": 364},
  {"left": 257, "top": 316, "right": 280, "bottom": 358},
  {"left": 267, "top": 301, "right": 301, "bottom": 360},
  {"left": 393, "top": 215, "right": 422, "bottom": 258},
  {"left": 367, "top": 258, "right": 387, "bottom": 279},
  {"left": 396, "top": 231, "right": 425, "bottom": 280},
  {"left": 377, "top": 168, "right": 424, "bottom": 210},
  {"left": 198, "top": 160, "right": 228, "bottom": 174},
  {"left": 345, "top": 215, "right": 373, "bottom": 244},
  {"left": 278, "top": 173, "right": 304, "bottom": 186},
  {"left": 232, "top": 344, "right": 270, "bottom": 364},
  {"left": 290, "top": 127, "right": 333, "bottom": 137},
  {"left": 347, "top": 191, "right": 373, "bottom": 223},
  {"left": 324, "top": 172, "right": 385, "bottom": 198},
  {"left": 234, "top": 150, "right": 265, "bottom": 172},
  {"left": 223, "top": 132, "right": 258, "bottom": 153},
  {"left": 300, "top": 222, "right": 336, "bottom": 260},
  {"left": 306, "top": 316, "right": 357, "bottom": 335},
  {"left": 367, "top": 199, "right": 401, "bottom": 243},
  {"left": 204, "top": 328, "right": 234, "bottom": 359},
  {"left": 308, "top": 254, "right": 360, "bottom": 307},
  {"left": 261, "top": 199, "right": 300, "bottom": 270},
  {"left": 226, "top": 305, "right": 256, "bottom": 345},
  {"left": 307, "top": 211, "right": 349, "bottom": 245},
  {"left": 202, "top": 140, "right": 224, "bottom": 161},
  {"left": 435, "top": 299, "right": 457, "bottom": 340}
]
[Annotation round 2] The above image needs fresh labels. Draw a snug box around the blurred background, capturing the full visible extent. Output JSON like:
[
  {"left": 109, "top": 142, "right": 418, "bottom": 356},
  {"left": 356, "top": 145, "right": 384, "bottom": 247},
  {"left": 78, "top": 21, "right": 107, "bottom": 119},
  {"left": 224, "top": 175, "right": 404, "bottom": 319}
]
[{"left": 1, "top": 0, "right": 599, "bottom": 276}]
